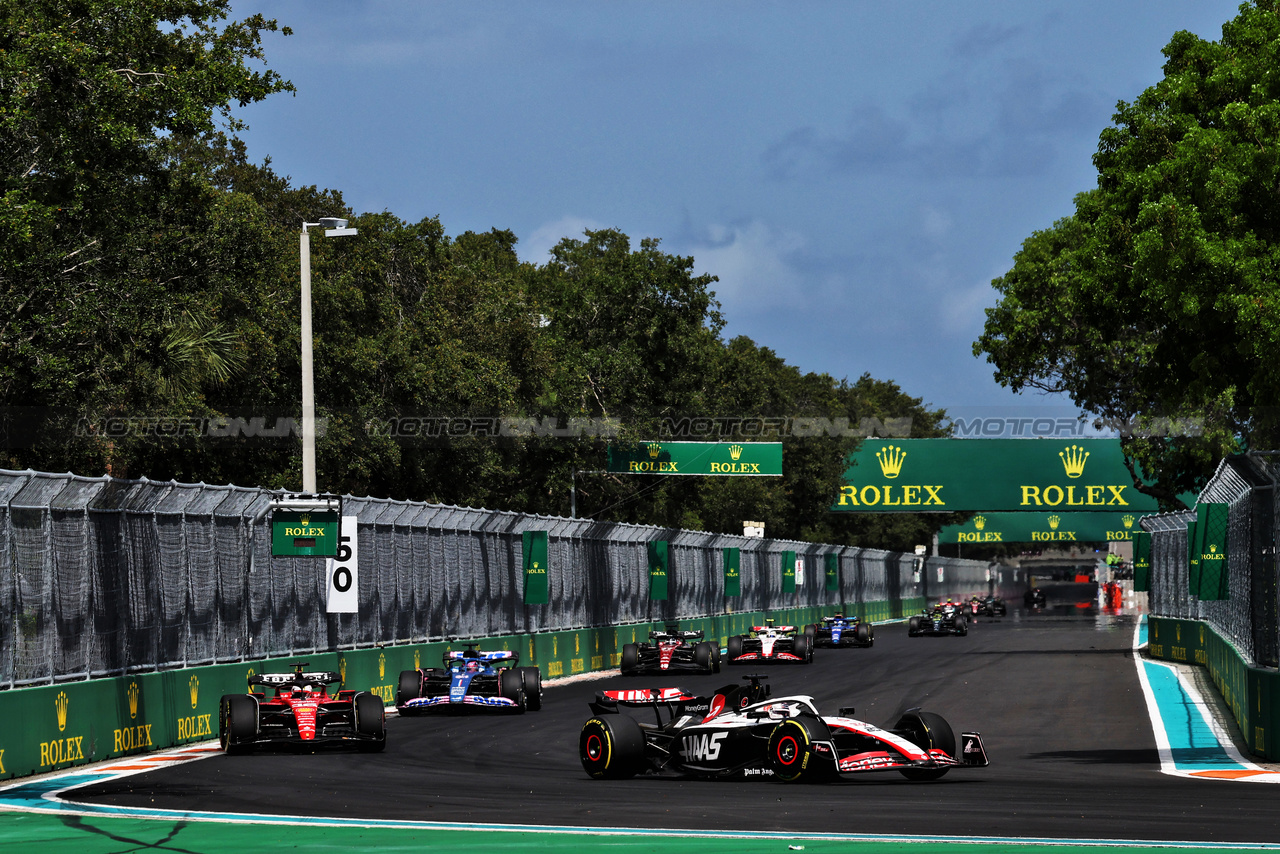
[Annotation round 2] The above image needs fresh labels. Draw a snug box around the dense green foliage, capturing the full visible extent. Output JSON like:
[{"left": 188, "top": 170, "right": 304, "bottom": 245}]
[
  {"left": 976, "top": 1, "right": 1280, "bottom": 504},
  {"left": 0, "top": 1, "right": 950, "bottom": 548}
]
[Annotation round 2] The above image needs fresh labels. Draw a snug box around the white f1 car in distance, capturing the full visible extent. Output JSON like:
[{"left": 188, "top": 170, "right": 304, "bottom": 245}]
[{"left": 580, "top": 675, "right": 988, "bottom": 782}]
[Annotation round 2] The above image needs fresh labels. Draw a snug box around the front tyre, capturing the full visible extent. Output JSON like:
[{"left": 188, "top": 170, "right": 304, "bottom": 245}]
[
  {"left": 397, "top": 670, "right": 422, "bottom": 710},
  {"left": 620, "top": 643, "right": 640, "bottom": 675},
  {"left": 792, "top": 634, "right": 812, "bottom": 663},
  {"left": 726, "top": 635, "right": 744, "bottom": 663},
  {"left": 520, "top": 666, "right": 543, "bottom": 711},
  {"left": 953, "top": 615, "right": 968, "bottom": 636},
  {"left": 580, "top": 715, "right": 646, "bottom": 779},
  {"left": 767, "top": 714, "right": 834, "bottom": 782},
  {"left": 894, "top": 710, "right": 956, "bottom": 781},
  {"left": 908, "top": 615, "right": 922, "bottom": 636},
  {"left": 220, "top": 694, "right": 257, "bottom": 755},
  {"left": 856, "top": 623, "right": 872, "bottom": 645},
  {"left": 355, "top": 692, "right": 387, "bottom": 752},
  {"left": 500, "top": 670, "right": 527, "bottom": 713}
]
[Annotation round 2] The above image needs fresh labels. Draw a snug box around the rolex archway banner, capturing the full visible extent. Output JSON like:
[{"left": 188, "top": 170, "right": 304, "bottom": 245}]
[
  {"left": 833, "top": 439, "right": 1167, "bottom": 513},
  {"left": 522, "top": 530, "right": 549, "bottom": 605},
  {"left": 939, "top": 511, "right": 1146, "bottom": 544},
  {"left": 648, "top": 541, "right": 670, "bottom": 601}
]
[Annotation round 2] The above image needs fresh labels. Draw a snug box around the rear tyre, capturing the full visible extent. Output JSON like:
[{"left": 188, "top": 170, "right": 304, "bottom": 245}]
[
  {"left": 520, "top": 667, "right": 542, "bottom": 711},
  {"left": 792, "top": 634, "right": 812, "bottom": 663},
  {"left": 894, "top": 711, "right": 956, "bottom": 781},
  {"left": 726, "top": 635, "right": 744, "bottom": 663},
  {"left": 580, "top": 715, "right": 646, "bottom": 779},
  {"left": 221, "top": 694, "right": 257, "bottom": 755},
  {"left": 694, "top": 642, "right": 714, "bottom": 672},
  {"left": 396, "top": 669, "right": 422, "bottom": 709},
  {"left": 620, "top": 643, "right": 640, "bottom": 675},
  {"left": 354, "top": 692, "right": 387, "bottom": 752},
  {"left": 767, "top": 714, "right": 835, "bottom": 782}
]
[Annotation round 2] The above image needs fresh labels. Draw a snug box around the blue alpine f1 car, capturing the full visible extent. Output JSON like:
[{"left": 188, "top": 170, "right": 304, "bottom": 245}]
[{"left": 396, "top": 647, "right": 542, "bottom": 714}]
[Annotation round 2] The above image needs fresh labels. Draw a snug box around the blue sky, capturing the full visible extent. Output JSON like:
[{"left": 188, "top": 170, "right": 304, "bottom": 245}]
[{"left": 227, "top": 1, "right": 1242, "bottom": 423}]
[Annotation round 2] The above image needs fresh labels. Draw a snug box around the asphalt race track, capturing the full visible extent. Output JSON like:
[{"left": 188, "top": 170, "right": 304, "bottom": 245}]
[{"left": 67, "top": 610, "right": 1280, "bottom": 845}]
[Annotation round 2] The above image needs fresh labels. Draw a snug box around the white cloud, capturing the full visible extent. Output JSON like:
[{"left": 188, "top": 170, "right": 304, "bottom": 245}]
[
  {"left": 939, "top": 276, "right": 999, "bottom": 334},
  {"left": 518, "top": 215, "right": 609, "bottom": 263},
  {"left": 689, "top": 220, "right": 807, "bottom": 312}
]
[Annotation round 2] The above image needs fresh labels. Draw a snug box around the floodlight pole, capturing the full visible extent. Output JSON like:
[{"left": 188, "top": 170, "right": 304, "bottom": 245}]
[{"left": 300, "top": 218, "right": 357, "bottom": 494}]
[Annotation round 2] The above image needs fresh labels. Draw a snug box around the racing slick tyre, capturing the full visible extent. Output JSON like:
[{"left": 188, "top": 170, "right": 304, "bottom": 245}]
[
  {"left": 580, "top": 714, "right": 646, "bottom": 779},
  {"left": 620, "top": 643, "right": 640, "bottom": 675},
  {"left": 520, "top": 667, "right": 542, "bottom": 711},
  {"left": 354, "top": 692, "right": 387, "bottom": 752},
  {"left": 220, "top": 694, "right": 257, "bottom": 755},
  {"left": 500, "top": 669, "right": 527, "bottom": 713},
  {"left": 767, "top": 714, "right": 835, "bottom": 782},
  {"left": 712, "top": 645, "right": 722, "bottom": 673},
  {"left": 856, "top": 623, "right": 872, "bottom": 645},
  {"left": 694, "top": 642, "right": 714, "bottom": 673},
  {"left": 908, "top": 615, "right": 922, "bottom": 636},
  {"left": 953, "top": 615, "right": 968, "bottom": 636},
  {"left": 894, "top": 710, "right": 956, "bottom": 781},
  {"left": 804, "top": 624, "right": 817, "bottom": 641},
  {"left": 726, "top": 635, "right": 744, "bottom": 663},
  {"left": 397, "top": 670, "right": 422, "bottom": 710},
  {"left": 793, "top": 634, "right": 812, "bottom": 663}
]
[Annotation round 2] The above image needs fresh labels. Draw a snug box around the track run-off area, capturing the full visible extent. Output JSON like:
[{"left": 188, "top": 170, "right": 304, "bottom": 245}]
[{"left": 4, "top": 609, "right": 1280, "bottom": 853}]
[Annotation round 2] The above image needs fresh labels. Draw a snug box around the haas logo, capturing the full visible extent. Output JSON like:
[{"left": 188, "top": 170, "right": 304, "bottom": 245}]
[{"left": 681, "top": 732, "right": 727, "bottom": 762}]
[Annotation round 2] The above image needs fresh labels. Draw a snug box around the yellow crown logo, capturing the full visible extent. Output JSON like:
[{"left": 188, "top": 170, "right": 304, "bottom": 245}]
[
  {"left": 339, "top": 657, "right": 347, "bottom": 684},
  {"left": 1048, "top": 515, "right": 1061, "bottom": 530},
  {"left": 729, "top": 444, "right": 743, "bottom": 461},
  {"left": 876, "top": 445, "right": 906, "bottom": 478},
  {"left": 1123, "top": 514, "right": 1135, "bottom": 529},
  {"left": 299, "top": 514, "right": 310, "bottom": 526},
  {"left": 414, "top": 649, "right": 421, "bottom": 669},
  {"left": 189, "top": 675, "right": 199, "bottom": 709},
  {"left": 974, "top": 516, "right": 986, "bottom": 531},
  {"left": 1210, "top": 545, "right": 1218, "bottom": 554},
  {"left": 1059, "top": 445, "right": 1089, "bottom": 478},
  {"left": 378, "top": 652, "right": 386, "bottom": 680},
  {"left": 647, "top": 443, "right": 662, "bottom": 459},
  {"left": 128, "top": 682, "right": 140, "bottom": 719},
  {"left": 575, "top": 635, "right": 580, "bottom": 654},
  {"left": 55, "top": 691, "right": 69, "bottom": 732}
]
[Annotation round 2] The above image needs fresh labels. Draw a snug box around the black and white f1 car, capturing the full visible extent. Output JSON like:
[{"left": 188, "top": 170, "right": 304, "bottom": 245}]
[
  {"left": 908, "top": 601, "right": 969, "bottom": 636},
  {"left": 397, "top": 647, "right": 542, "bottom": 714},
  {"left": 219, "top": 665, "right": 386, "bottom": 753},
  {"left": 726, "top": 620, "right": 812, "bottom": 664},
  {"left": 621, "top": 622, "right": 721, "bottom": 675},
  {"left": 579, "top": 675, "right": 988, "bottom": 781},
  {"left": 805, "top": 613, "right": 874, "bottom": 648}
]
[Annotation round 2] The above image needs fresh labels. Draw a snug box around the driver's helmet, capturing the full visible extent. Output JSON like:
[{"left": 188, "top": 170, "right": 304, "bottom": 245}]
[{"left": 466, "top": 660, "right": 482, "bottom": 671}]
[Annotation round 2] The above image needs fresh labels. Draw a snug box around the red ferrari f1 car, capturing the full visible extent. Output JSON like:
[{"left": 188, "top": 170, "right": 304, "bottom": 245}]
[
  {"left": 579, "top": 675, "right": 988, "bottom": 782},
  {"left": 219, "top": 664, "right": 386, "bottom": 753}
]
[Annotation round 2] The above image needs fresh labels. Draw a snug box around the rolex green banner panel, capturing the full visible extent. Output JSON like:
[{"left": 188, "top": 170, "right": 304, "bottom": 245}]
[
  {"left": 648, "top": 540, "right": 669, "bottom": 600},
  {"left": 1133, "top": 530, "right": 1151, "bottom": 592},
  {"left": 781, "top": 550, "right": 796, "bottom": 593},
  {"left": 522, "top": 530, "right": 549, "bottom": 605},
  {"left": 1196, "top": 502, "right": 1230, "bottom": 601},
  {"left": 271, "top": 510, "right": 338, "bottom": 556},
  {"left": 824, "top": 552, "right": 839, "bottom": 591},
  {"left": 608, "top": 441, "right": 783, "bottom": 476},
  {"left": 833, "top": 439, "right": 1167, "bottom": 513},
  {"left": 939, "top": 511, "right": 1146, "bottom": 544},
  {"left": 1187, "top": 519, "right": 1202, "bottom": 597},
  {"left": 723, "top": 547, "right": 741, "bottom": 597}
]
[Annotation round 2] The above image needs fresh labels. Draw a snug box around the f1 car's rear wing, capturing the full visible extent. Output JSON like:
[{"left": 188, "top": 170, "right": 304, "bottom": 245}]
[
  {"left": 249, "top": 671, "right": 342, "bottom": 688},
  {"left": 750, "top": 625, "right": 796, "bottom": 633},
  {"left": 445, "top": 648, "right": 519, "bottom": 665},
  {"left": 648, "top": 630, "right": 705, "bottom": 641}
]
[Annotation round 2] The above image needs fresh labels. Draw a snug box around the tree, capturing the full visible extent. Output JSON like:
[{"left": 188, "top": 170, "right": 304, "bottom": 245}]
[
  {"left": 0, "top": 0, "right": 293, "bottom": 475},
  {"left": 974, "top": 1, "right": 1280, "bottom": 503}
]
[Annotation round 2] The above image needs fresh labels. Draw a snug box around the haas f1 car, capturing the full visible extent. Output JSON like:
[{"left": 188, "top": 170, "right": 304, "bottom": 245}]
[
  {"left": 579, "top": 675, "right": 988, "bottom": 782},
  {"left": 622, "top": 622, "right": 721, "bottom": 676},
  {"left": 806, "top": 613, "right": 874, "bottom": 648},
  {"left": 726, "top": 621, "right": 812, "bottom": 664},
  {"left": 397, "top": 647, "right": 542, "bottom": 714},
  {"left": 908, "top": 601, "right": 969, "bottom": 636},
  {"left": 219, "top": 665, "right": 386, "bottom": 753}
]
